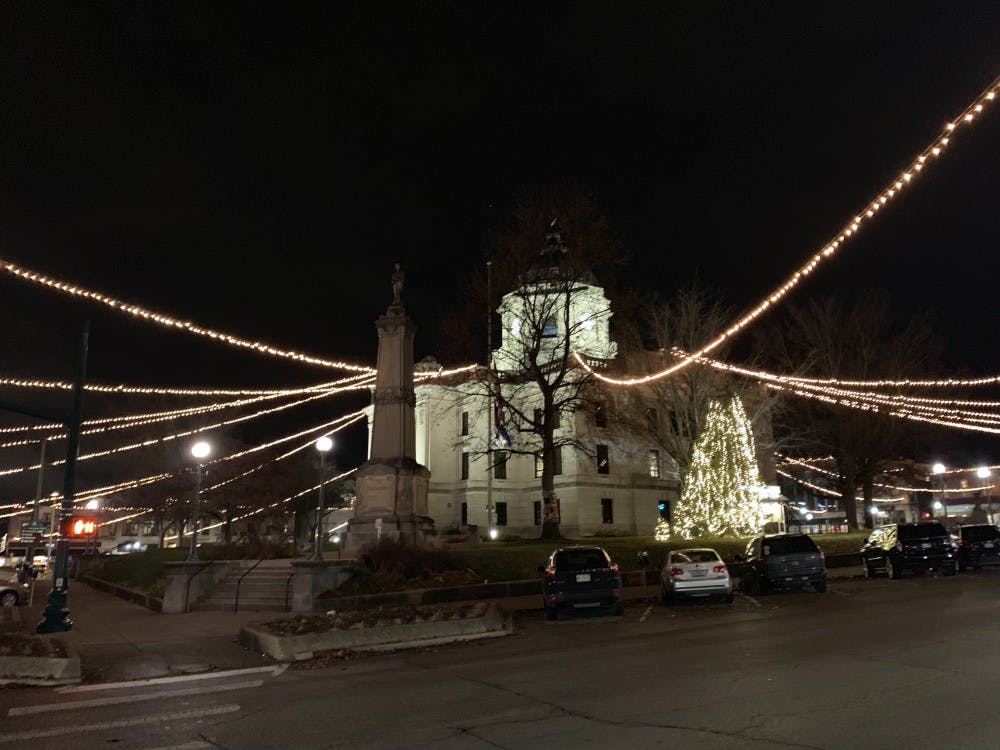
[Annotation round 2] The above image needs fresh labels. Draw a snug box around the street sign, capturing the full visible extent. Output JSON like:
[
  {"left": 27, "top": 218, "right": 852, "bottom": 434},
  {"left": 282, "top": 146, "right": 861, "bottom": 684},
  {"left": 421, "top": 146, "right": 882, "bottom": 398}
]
[{"left": 22, "top": 522, "right": 47, "bottom": 533}]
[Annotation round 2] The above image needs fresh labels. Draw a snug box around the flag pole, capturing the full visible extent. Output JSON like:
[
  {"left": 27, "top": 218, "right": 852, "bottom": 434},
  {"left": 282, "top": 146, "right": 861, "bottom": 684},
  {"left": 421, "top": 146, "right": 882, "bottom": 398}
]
[{"left": 485, "top": 259, "right": 494, "bottom": 540}]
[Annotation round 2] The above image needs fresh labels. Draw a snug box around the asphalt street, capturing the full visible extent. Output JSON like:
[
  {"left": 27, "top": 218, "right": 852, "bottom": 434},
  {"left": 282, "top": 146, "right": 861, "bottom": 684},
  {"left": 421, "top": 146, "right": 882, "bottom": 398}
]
[{"left": 3, "top": 570, "right": 1000, "bottom": 749}]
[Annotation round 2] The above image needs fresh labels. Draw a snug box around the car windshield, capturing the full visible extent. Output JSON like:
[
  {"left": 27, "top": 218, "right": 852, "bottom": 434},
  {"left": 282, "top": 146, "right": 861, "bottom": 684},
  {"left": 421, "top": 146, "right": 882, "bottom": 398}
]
[
  {"left": 555, "top": 548, "right": 609, "bottom": 571},
  {"left": 675, "top": 550, "right": 720, "bottom": 563},
  {"left": 962, "top": 525, "right": 1000, "bottom": 542},
  {"left": 899, "top": 524, "right": 946, "bottom": 540},
  {"left": 764, "top": 536, "right": 817, "bottom": 555}
]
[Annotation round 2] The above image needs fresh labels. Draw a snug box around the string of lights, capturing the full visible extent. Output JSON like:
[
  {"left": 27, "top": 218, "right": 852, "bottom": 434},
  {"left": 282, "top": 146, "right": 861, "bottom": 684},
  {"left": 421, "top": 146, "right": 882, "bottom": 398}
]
[
  {"left": 0, "top": 376, "right": 374, "bottom": 449},
  {"left": 774, "top": 467, "right": 904, "bottom": 503},
  {"left": 574, "top": 75, "right": 1000, "bottom": 386},
  {"left": 777, "top": 454, "right": 994, "bottom": 493},
  {"left": 0, "top": 257, "right": 376, "bottom": 373},
  {"left": 0, "top": 387, "right": 342, "bottom": 478},
  {"left": 0, "top": 375, "right": 358, "bottom": 397}
]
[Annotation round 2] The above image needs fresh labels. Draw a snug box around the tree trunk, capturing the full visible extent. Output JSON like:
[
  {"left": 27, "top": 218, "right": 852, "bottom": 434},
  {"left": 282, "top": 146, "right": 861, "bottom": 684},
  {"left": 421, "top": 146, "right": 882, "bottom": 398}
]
[
  {"left": 841, "top": 480, "right": 860, "bottom": 532},
  {"left": 862, "top": 479, "right": 875, "bottom": 529}
]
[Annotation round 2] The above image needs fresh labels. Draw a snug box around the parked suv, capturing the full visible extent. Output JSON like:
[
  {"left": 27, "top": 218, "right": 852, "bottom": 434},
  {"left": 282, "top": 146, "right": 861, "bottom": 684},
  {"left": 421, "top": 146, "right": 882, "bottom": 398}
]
[
  {"left": 956, "top": 524, "right": 1000, "bottom": 571},
  {"left": 540, "top": 546, "right": 623, "bottom": 620},
  {"left": 861, "top": 522, "right": 957, "bottom": 579},
  {"left": 736, "top": 534, "right": 826, "bottom": 594}
]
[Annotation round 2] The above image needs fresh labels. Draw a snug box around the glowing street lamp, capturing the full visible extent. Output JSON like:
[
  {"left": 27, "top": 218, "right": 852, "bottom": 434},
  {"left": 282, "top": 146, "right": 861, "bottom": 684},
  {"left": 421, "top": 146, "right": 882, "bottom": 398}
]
[
  {"left": 313, "top": 436, "right": 334, "bottom": 561},
  {"left": 977, "top": 466, "right": 993, "bottom": 523},
  {"left": 931, "top": 462, "right": 948, "bottom": 521},
  {"left": 188, "top": 440, "right": 211, "bottom": 561}
]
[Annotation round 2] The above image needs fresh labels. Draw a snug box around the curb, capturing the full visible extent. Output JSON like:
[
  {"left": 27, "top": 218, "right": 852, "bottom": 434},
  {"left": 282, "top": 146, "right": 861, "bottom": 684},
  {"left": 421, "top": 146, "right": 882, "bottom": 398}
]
[
  {"left": 0, "top": 641, "right": 81, "bottom": 686},
  {"left": 240, "top": 602, "right": 512, "bottom": 661},
  {"left": 79, "top": 575, "right": 163, "bottom": 612}
]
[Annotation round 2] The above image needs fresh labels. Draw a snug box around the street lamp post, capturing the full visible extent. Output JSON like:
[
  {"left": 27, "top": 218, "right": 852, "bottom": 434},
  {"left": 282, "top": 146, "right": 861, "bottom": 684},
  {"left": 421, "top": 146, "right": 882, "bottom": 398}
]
[
  {"left": 977, "top": 466, "right": 993, "bottom": 524},
  {"left": 313, "top": 436, "right": 333, "bottom": 561},
  {"left": 932, "top": 462, "right": 947, "bottom": 522},
  {"left": 188, "top": 441, "right": 211, "bottom": 562}
]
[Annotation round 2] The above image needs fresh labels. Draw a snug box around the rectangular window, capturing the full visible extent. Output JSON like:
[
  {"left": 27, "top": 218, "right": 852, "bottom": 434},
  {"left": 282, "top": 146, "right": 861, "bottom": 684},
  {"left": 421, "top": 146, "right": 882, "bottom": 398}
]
[
  {"left": 595, "top": 401, "right": 607, "bottom": 428},
  {"left": 461, "top": 411, "right": 469, "bottom": 436},
  {"left": 533, "top": 501, "right": 542, "bottom": 526},
  {"left": 461, "top": 502, "right": 468, "bottom": 526},
  {"left": 461, "top": 451, "right": 469, "bottom": 480},
  {"left": 649, "top": 449, "right": 661, "bottom": 478},
  {"left": 495, "top": 501, "right": 508, "bottom": 526},
  {"left": 596, "top": 444, "right": 610, "bottom": 475},
  {"left": 601, "top": 498, "right": 614, "bottom": 524},
  {"left": 542, "top": 316, "right": 557, "bottom": 338},
  {"left": 533, "top": 407, "right": 559, "bottom": 429},
  {"left": 494, "top": 450, "right": 507, "bottom": 480},
  {"left": 535, "top": 452, "right": 543, "bottom": 478},
  {"left": 143, "top": 520, "right": 155, "bottom": 536},
  {"left": 123, "top": 522, "right": 139, "bottom": 536}
]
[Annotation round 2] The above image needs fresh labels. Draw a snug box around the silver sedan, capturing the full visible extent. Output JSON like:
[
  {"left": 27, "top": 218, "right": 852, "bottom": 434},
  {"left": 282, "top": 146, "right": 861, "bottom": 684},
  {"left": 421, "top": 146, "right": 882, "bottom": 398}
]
[{"left": 661, "top": 548, "right": 733, "bottom": 604}]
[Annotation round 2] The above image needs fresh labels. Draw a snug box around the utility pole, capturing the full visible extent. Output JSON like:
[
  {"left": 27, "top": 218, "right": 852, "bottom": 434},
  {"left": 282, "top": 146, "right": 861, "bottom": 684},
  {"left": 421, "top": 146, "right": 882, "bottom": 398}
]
[{"left": 38, "top": 321, "right": 89, "bottom": 633}]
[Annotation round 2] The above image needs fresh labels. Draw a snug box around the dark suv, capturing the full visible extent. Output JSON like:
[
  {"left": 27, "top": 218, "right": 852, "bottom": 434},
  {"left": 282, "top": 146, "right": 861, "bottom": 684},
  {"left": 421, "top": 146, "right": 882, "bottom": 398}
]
[
  {"left": 861, "top": 522, "right": 957, "bottom": 579},
  {"left": 736, "top": 534, "right": 826, "bottom": 594},
  {"left": 957, "top": 524, "right": 1000, "bottom": 571},
  {"left": 540, "top": 546, "right": 623, "bottom": 620}
]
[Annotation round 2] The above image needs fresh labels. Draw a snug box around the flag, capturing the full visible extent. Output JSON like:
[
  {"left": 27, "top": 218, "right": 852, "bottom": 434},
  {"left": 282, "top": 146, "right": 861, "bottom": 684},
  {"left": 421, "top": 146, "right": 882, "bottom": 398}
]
[{"left": 494, "top": 400, "right": 512, "bottom": 448}]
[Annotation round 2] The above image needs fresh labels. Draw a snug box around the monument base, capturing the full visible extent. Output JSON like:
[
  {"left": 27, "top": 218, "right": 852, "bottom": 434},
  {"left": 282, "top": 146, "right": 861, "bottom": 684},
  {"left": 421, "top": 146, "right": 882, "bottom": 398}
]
[{"left": 343, "top": 514, "right": 437, "bottom": 557}]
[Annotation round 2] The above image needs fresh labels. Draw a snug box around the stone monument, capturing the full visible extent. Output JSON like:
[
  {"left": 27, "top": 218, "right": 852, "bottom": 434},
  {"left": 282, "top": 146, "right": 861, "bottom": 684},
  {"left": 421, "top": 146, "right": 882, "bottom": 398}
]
[{"left": 344, "top": 264, "right": 434, "bottom": 555}]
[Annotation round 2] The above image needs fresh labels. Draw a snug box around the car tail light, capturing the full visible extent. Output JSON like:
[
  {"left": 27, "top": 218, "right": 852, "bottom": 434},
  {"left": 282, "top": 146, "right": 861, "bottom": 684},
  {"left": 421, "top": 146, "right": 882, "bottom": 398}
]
[
  {"left": 547, "top": 594, "right": 557, "bottom": 602},
  {"left": 609, "top": 563, "right": 619, "bottom": 572},
  {"left": 545, "top": 566, "right": 556, "bottom": 578},
  {"left": 712, "top": 564, "right": 727, "bottom": 573},
  {"left": 669, "top": 567, "right": 685, "bottom": 577}
]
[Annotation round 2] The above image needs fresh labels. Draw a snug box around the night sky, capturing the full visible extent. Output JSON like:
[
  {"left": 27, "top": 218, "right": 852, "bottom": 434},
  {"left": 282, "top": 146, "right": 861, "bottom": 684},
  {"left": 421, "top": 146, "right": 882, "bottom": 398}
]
[{"left": 1, "top": 3, "right": 998, "bottom": 481}]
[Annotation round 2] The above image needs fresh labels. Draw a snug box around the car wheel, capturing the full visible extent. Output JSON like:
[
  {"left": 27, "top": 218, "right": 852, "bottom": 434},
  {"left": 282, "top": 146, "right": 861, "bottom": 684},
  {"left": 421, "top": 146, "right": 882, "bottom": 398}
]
[
  {"left": 612, "top": 602, "right": 625, "bottom": 617},
  {"left": 886, "top": 557, "right": 901, "bottom": 580},
  {"left": 661, "top": 584, "right": 674, "bottom": 606},
  {"left": 813, "top": 581, "right": 827, "bottom": 593},
  {"left": 749, "top": 574, "right": 765, "bottom": 596},
  {"left": 942, "top": 561, "right": 957, "bottom": 577},
  {"left": 0, "top": 590, "right": 17, "bottom": 607},
  {"left": 959, "top": 560, "right": 968, "bottom": 572},
  {"left": 724, "top": 593, "right": 734, "bottom": 604},
  {"left": 863, "top": 559, "right": 874, "bottom": 579},
  {"left": 545, "top": 606, "right": 558, "bottom": 621}
]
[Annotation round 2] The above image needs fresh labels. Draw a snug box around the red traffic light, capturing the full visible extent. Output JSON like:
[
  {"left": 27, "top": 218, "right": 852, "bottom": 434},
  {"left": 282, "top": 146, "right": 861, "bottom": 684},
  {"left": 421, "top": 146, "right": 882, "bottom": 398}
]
[{"left": 68, "top": 518, "right": 98, "bottom": 536}]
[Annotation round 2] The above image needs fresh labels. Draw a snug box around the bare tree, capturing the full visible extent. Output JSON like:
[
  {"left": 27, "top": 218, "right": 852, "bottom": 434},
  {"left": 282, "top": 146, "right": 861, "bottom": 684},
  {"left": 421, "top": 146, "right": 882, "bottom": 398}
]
[
  {"left": 767, "top": 294, "right": 942, "bottom": 530},
  {"left": 441, "top": 185, "right": 629, "bottom": 538}
]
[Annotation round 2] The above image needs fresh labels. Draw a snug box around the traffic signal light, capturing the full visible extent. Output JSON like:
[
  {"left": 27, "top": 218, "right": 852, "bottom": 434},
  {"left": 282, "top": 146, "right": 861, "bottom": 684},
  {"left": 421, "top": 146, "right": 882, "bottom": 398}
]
[{"left": 66, "top": 517, "right": 97, "bottom": 536}]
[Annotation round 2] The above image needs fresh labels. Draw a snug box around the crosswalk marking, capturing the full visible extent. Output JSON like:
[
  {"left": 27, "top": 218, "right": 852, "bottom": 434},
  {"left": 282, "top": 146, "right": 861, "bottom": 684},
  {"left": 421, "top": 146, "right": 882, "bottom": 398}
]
[
  {"left": 0, "top": 705, "right": 240, "bottom": 743},
  {"left": 55, "top": 663, "right": 287, "bottom": 694},
  {"left": 8, "top": 679, "right": 262, "bottom": 716}
]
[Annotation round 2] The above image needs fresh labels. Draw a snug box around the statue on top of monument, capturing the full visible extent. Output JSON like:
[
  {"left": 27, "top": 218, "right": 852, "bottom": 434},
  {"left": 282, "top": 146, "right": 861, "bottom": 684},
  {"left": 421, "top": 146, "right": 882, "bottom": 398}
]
[{"left": 391, "top": 263, "right": 405, "bottom": 307}]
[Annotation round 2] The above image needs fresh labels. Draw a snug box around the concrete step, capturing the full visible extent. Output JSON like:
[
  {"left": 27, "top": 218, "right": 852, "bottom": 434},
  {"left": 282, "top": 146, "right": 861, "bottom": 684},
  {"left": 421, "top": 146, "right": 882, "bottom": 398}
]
[{"left": 196, "top": 601, "right": 288, "bottom": 612}]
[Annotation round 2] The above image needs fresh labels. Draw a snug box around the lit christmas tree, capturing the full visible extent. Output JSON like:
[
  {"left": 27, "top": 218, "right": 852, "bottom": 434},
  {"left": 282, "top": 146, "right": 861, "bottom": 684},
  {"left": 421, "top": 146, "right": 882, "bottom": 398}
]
[{"left": 672, "top": 395, "right": 765, "bottom": 539}]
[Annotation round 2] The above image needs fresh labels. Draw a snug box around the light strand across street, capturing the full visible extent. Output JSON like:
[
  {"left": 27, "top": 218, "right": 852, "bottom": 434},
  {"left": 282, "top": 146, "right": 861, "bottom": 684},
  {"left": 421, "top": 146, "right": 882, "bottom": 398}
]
[
  {"left": 0, "top": 257, "right": 376, "bottom": 373},
  {"left": 574, "top": 75, "right": 1000, "bottom": 386},
  {"left": 778, "top": 454, "right": 994, "bottom": 494}
]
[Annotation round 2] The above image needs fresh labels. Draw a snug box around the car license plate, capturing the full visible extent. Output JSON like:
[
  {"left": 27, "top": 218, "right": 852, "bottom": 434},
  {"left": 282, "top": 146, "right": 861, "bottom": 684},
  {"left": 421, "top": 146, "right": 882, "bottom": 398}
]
[
  {"left": 691, "top": 569, "right": 707, "bottom": 577},
  {"left": 575, "top": 573, "right": 591, "bottom": 583},
  {"left": 790, "top": 561, "right": 800, "bottom": 567},
  {"left": 921, "top": 542, "right": 932, "bottom": 549},
  {"left": 986, "top": 542, "right": 995, "bottom": 549}
]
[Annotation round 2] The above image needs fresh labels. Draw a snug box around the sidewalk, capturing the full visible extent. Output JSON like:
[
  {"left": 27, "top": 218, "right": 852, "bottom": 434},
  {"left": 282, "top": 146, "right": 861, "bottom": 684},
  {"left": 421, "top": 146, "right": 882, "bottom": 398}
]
[{"left": 19, "top": 577, "right": 275, "bottom": 683}]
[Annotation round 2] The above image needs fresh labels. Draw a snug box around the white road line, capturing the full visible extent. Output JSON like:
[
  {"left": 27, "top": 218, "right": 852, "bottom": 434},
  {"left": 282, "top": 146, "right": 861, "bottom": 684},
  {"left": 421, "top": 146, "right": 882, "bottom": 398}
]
[
  {"left": 145, "top": 743, "right": 214, "bottom": 750},
  {"left": 56, "top": 663, "right": 287, "bottom": 694},
  {"left": 832, "top": 589, "right": 850, "bottom": 598},
  {"left": 0, "top": 704, "right": 240, "bottom": 743},
  {"left": 9, "top": 679, "right": 262, "bottom": 716},
  {"left": 638, "top": 605, "right": 654, "bottom": 622},
  {"left": 743, "top": 595, "right": 762, "bottom": 608}
]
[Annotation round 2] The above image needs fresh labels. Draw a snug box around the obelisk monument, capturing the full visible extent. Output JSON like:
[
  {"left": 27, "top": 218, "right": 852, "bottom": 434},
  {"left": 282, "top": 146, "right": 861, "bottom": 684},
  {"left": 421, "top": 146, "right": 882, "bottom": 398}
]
[{"left": 344, "top": 264, "right": 434, "bottom": 555}]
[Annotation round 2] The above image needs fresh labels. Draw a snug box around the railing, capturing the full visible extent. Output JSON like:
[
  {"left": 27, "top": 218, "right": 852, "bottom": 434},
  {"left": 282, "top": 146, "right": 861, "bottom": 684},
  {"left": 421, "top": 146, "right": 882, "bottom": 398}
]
[
  {"left": 184, "top": 559, "right": 215, "bottom": 613},
  {"left": 234, "top": 557, "right": 265, "bottom": 613},
  {"left": 284, "top": 571, "right": 296, "bottom": 612}
]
